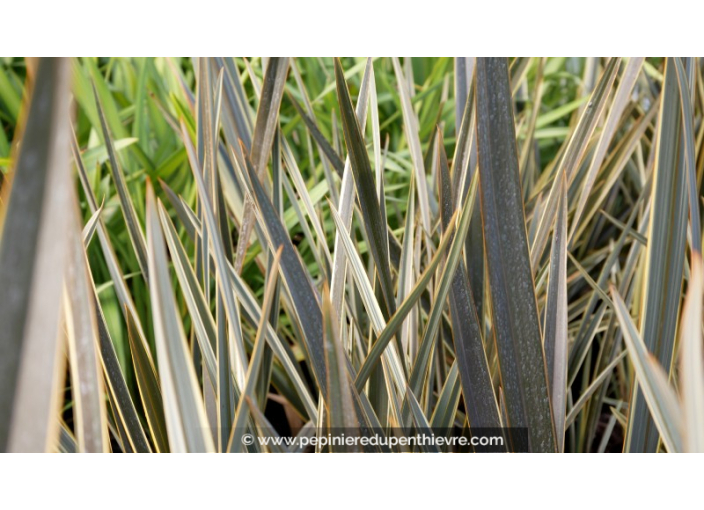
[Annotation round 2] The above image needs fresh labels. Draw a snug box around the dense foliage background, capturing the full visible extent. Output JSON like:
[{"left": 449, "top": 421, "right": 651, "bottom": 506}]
[{"left": 0, "top": 57, "right": 702, "bottom": 453}]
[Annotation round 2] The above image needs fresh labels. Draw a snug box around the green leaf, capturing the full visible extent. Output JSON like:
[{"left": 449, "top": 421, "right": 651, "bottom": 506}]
[
  {"left": 430, "top": 362, "right": 461, "bottom": 430},
  {"left": 145, "top": 182, "right": 214, "bottom": 453},
  {"left": 72, "top": 128, "right": 155, "bottom": 370},
  {"left": 234, "top": 57, "right": 290, "bottom": 273},
  {"left": 454, "top": 58, "right": 475, "bottom": 136},
  {"left": 323, "top": 285, "right": 360, "bottom": 452},
  {"left": 405, "top": 386, "right": 440, "bottom": 453},
  {"left": 237, "top": 138, "right": 328, "bottom": 396},
  {"left": 569, "top": 57, "right": 644, "bottom": 243},
  {"left": 391, "top": 57, "right": 431, "bottom": 231},
  {"left": 334, "top": 58, "right": 396, "bottom": 319},
  {"left": 327, "top": 199, "right": 406, "bottom": 398},
  {"left": 329, "top": 57, "right": 373, "bottom": 321},
  {"left": 0, "top": 59, "right": 72, "bottom": 452},
  {"left": 80, "top": 138, "right": 138, "bottom": 174},
  {"left": 125, "top": 302, "right": 170, "bottom": 453},
  {"left": 565, "top": 351, "right": 627, "bottom": 428},
  {"left": 181, "top": 123, "right": 248, "bottom": 388},
  {"left": 406, "top": 172, "right": 479, "bottom": 408},
  {"left": 532, "top": 58, "right": 620, "bottom": 269},
  {"left": 251, "top": 58, "right": 290, "bottom": 176},
  {"left": 82, "top": 201, "right": 103, "bottom": 247},
  {"left": 543, "top": 173, "right": 568, "bottom": 452},
  {"left": 672, "top": 58, "right": 701, "bottom": 254},
  {"left": 93, "top": 84, "right": 150, "bottom": 283},
  {"left": 158, "top": 202, "right": 218, "bottom": 391},
  {"left": 63, "top": 202, "right": 109, "bottom": 453},
  {"left": 229, "top": 248, "right": 282, "bottom": 452},
  {"left": 228, "top": 264, "right": 318, "bottom": 421},
  {"left": 436, "top": 129, "right": 501, "bottom": 431},
  {"left": 353, "top": 202, "right": 458, "bottom": 392},
  {"left": 475, "top": 57, "right": 556, "bottom": 452},
  {"left": 287, "top": 92, "right": 345, "bottom": 177},
  {"left": 0, "top": 65, "right": 21, "bottom": 122},
  {"left": 612, "top": 285, "right": 683, "bottom": 453},
  {"left": 626, "top": 58, "right": 688, "bottom": 453},
  {"left": 93, "top": 287, "right": 151, "bottom": 453}
]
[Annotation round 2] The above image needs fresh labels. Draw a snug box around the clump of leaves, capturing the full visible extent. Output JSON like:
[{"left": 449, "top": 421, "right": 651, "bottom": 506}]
[{"left": 0, "top": 57, "right": 702, "bottom": 453}]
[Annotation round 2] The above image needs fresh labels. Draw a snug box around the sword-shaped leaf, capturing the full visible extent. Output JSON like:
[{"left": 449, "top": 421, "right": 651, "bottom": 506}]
[
  {"left": 93, "top": 84, "right": 150, "bottom": 283},
  {"left": 475, "top": 57, "right": 556, "bottom": 452},
  {"left": 145, "top": 182, "right": 214, "bottom": 453},
  {"left": 437, "top": 129, "right": 501, "bottom": 431},
  {"left": 626, "top": 58, "right": 688, "bottom": 453},
  {"left": 229, "top": 248, "right": 282, "bottom": 452},
  {"left": 63, "top": 199, "right": 109, "bottom": 453},
  {"left": 334, "top": 58, "right": 396, "bottom": 319},
  {"left": 612, "top": 286, "right": 683, "bottom": 453},
  {"left": 323, "top": 285, "right": 360, "bottom": 452},
  {"left": 0, "top": 59, "right": 72, "bottom": 452},
  {"left": 544, "top": 173, "right": 568, "bottom": 452}
]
